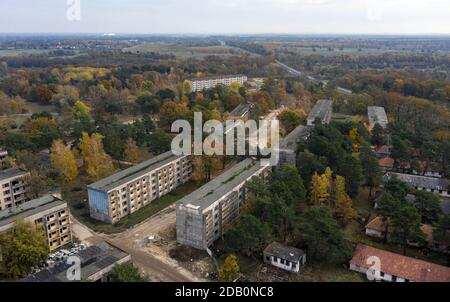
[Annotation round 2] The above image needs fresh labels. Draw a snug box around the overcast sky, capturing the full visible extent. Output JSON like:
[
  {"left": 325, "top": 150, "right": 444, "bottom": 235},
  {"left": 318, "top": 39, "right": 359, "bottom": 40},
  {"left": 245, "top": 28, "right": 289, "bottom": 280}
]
[{"left": 1, "top": 0, "right": 449, "bottom": 34}]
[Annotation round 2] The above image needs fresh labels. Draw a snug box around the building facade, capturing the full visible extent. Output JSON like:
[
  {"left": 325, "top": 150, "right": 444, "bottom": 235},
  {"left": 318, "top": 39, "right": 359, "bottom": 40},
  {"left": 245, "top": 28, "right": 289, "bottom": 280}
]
[
  {"left": 189, "top": 75, "right": 248, "bottom": 92},
  {"left": 177, "top": 159, "right": 271, "bottom": 250},
  {"left": 0, "top": 195, "right": 72, "bottom": 252},
  {"left": 350, "top": 244, "right": 450, "bottom": 282},
  {"left": 0, "top": 168, "right": 30, "bottom": 211},
  {"left": 88, "top": 151, "right": 192, "bottom": 224},
  {"left": 0, "top": 149, "right": 8, "bottom": 168},
  {"left": 306, "top": 99, "right": 333, "bottom": 126},
  {"left": 278, "top": 125, "right": 310, "bottom": 166},
  {"left": 263, "top": 242, "right": 306, "bottom": 273},
  {"left": 385, "top": 172, "right": 449, "bottom": 197}
]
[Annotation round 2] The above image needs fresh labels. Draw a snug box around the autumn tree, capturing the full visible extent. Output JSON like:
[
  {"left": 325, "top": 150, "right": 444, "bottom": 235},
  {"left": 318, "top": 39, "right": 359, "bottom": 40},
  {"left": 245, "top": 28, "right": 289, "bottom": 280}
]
[
  {"left": 0, "top": 221, "right": 48, "bottom": 279},
  {"left": 219, "top": 255, "right": 241, "bottom": 282},
  {"left": 123, "top": 138, "right": 142, "bottom": 164},
  {"left": 308, "top": 172, "right": 330, "bottom": 207},
  {"left": 23, "top": 117, "right": 59, "bottom": 149},
  {"left": 279, "top": 109, "right": 303, "bottom": 133},
  {"left": 80, "top": 132, "right": 114, "bottom": 181},
  {"left": 159, "top": 101, "right": 191, "bottom": 129},
  {"left": 50, "top": 139, "right": 78, "bottom": 183},
  {"left": 25, "top": 171, "right": 49, "bottom": 200},
  {"left": 332, "top": 175, "right": 357, "bottom": 225},
  {"left": 72, "top": 100, "right": 91, "bottom": 120}
]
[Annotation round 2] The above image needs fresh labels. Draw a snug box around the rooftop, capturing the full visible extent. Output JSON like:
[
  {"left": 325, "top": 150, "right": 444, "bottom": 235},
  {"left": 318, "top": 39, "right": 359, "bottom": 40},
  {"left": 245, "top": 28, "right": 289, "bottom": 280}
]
[
  {"left": 0, "top": 167, "right": 28, "bottom": 181},
  {"left": 0, "top": 195, "right": 66, "bottom": 227},
  {"left": 351, "top": 244, "right": 450, "bottom": 282},
  {"left": 23, "top": 241, "right": 131, "bottom": 282},
  {"left": 378, "top": 157, "right": 395, "bottom": 168},
  {"left": 264, "top": 242, "right": 305, "bottom": 263},
  {"left": 230, "top": 102, "right": 254, "bottom": 118},
  {"left": 280, "top": 125, "right": 310, "bottom": 151},
  {"left": 178, "top": 159, "right": 267, "bottom": 212},
  {"left": 388, "top": 173, "right": 449, "bottom": 191},
  {"left": 88, "top": 151, "right": 185, "bottom": 192},
  {"left": 307, "top": 99, "right": 333, "bottom": 122},
  {"left": 368, "top": 106, "right": 388, "bottom": 127}
]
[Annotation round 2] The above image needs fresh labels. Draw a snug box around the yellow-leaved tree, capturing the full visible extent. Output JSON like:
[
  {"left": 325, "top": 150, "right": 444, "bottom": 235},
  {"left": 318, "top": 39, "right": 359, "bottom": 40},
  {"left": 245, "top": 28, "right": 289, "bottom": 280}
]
[
  {"left": 219, "top": 255, "right": 241, "bottom": 282},
  {"left": 80, "top": 132, "right": 114, "bottom": 181},
  {"left": 50, "top": 139, "right": 78, "bottom": 183},
  {"left": 333, "top": 175, "right": 357, "bottom": 225},
  {"left": 309, "top": 171, "right": 330, "bottom": 207},
  {"left": 123, "top": 138, "right": 142, "bottom": 164}
]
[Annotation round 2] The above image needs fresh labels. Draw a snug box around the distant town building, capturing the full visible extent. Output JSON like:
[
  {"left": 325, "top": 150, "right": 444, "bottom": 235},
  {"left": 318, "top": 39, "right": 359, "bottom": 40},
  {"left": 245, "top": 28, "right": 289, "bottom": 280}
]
[
  {"left": 0, "top": 168, "right": 30, "bottom": 211},
  {"left": 278, "top": 125, "right": 310, "bottom": 166},
  {"left": 0, "top": 195, "right": 72, "bottom": 252},
  {"left": 23, "top": 241, "right": 131, "bottom": 282},
  {"left": 0, "top": 149, "right": 8, "bottom": 168},
  {"left": 384, "top": 172, "right": 449, "bottom": 197},
  {"left": 189, "top": 74, "right": 248, "bottom": 92},
  {"left": 368, "top": 106, "right": 389, "bottom": 129},
  {"left": 263, "top": 242, "right": 306, "bottom": 273},
  {"left": 306, "top": 99, "right": 333, "bottom": 127},
  {"left": 350, "top": 244, "right": 450, "bottom": 282},
  {"left": 336, "top": 87, "right": 353, "bottom": 95},
  {"left": 176, "top": 159, "right": 271, "bottom": 250},
  {"left": 88, "top": 151, "right": 192, "bottom": 224}
]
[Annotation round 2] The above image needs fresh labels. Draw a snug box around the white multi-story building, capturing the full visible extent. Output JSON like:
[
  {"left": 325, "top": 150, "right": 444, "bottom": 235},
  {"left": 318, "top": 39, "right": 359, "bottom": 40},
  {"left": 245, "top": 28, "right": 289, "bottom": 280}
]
[
  {"left": 189, "top": 74, "right": 248, "bottom": 92},
  {"left": 0, "top": 168, "right": 30, "bottom": 211},
  {"left": 0, "top": 195, "right": 72, "bottom": 252},
  {"left": 368, "top": 106, "right": 389, "bottom": 129},
  {"left": 88, "top": 151, "right": 192, "bottom": 224},
  {"left": 176, "top": 159, "right": 271, "bottom": 250},
  {"left": 307, "top": 99, "right": 333, "bottom": 127}
]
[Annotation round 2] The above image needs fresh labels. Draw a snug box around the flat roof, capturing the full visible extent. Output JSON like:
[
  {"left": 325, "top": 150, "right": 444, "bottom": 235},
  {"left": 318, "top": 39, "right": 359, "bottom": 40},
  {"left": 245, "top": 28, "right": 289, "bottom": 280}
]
[
  {"left": 0, "top": 167, "right": 28, "bottom": 181},
  {"left": 230, "top": 103, "right": 254, "bottom": 117},
  {"left": 178, "top": 159, "right": 267, "bottom": 212},
  {"left": 368, "top": 106, "right": 388, "bottom": 126},
  {"left": 280, "top": 125, "right": 310, "bottom": 151},
  {"left": 189, "top": 74, "right": 247, "bottom": 82},
  {"left": 307, "top": 99, "right": 333, "bottom": 121},
  {"left": 0, "top": 195, "right": 66, "bottom": 228},
  {"left": 389, "top": 173, "right": 449, "bottom": 191},
  {"left": 23, "top": 241, "right": 131, "bottom": 282},
  {"left": 264, "top": 242, "right": 305, "bottom": 263},
  {"left": 88, "top": 151, "right": 185, "bottom": 192}
]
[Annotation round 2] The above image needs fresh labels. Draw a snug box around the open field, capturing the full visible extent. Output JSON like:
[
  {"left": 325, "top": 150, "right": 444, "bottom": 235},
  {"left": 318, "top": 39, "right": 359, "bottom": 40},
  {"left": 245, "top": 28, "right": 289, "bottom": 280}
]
[
  {"left": 0, "top": 49, "right": 49, "bottom": 57},
  {"left": 123, "top": 43, "right": 248, "bottom": 59}
]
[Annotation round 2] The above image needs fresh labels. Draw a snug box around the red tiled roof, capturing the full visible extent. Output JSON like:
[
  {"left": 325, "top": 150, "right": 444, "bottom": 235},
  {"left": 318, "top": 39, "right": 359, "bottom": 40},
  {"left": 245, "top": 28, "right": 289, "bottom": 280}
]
[
  {"left": 375, "top": 145, "right": 391, "bottom": 153},
  {"left": 350, "top": 244, "right": 450, "bottom": 282},
  {"left": 366, "top": 216, "right": 388, "bottom": 233},
  {"left": 378, "top": 157, "right": 395, "bottom": 168}
]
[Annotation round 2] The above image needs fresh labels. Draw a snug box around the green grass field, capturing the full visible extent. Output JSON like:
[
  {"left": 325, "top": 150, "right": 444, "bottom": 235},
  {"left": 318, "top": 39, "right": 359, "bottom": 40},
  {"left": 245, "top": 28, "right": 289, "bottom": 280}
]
[{"left": 0, "top": 49, "right": 49, "bottom": 57}]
